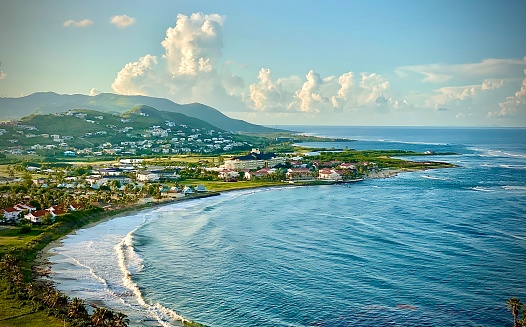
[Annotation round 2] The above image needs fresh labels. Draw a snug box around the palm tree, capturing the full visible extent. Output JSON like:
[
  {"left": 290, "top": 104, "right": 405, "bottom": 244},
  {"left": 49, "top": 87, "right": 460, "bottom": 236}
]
[
  {"left": 91, "top": 307, "right": 114, "bottom": 326},
  {"left": 110, "top": 312, "right": 130, "bottom": 327},
  {"left": 506, "top": 297, "right": 523, "bottom": 327},
  {"left": 67, "top": 297, "right": 88, "bottom": 320}
]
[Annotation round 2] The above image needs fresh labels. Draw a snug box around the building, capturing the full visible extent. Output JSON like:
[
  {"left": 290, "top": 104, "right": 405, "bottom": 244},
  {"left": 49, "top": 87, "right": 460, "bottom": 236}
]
[
  {"left": 286, "top": 168, "right": 314, "bottom": 180},
  {"left": 318, "top": 169, "right": 343, "bottom": 181},
  {"left": 25, "top": 210, "right": 50, "bottom": 224},
  {"left": 137, "top": 171, "right": 160, "bottom": 182},
  {"left": 223, "top": 148, "right": 286, "bottom": 170},
  {"left": 1, "top": 207, "right": 22, "bottom": 222}
]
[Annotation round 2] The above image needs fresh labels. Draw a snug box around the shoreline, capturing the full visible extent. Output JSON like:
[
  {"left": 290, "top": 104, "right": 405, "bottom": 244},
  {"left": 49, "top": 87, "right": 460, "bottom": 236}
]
[{"left": 33, "top": 166, "right": 441, "bottom": 326}]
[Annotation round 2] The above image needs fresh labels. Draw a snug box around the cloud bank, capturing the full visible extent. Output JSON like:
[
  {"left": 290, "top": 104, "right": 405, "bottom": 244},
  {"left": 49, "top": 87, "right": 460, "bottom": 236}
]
[{"left": 111, "top": 12, "right": 526, "bottom": 126}]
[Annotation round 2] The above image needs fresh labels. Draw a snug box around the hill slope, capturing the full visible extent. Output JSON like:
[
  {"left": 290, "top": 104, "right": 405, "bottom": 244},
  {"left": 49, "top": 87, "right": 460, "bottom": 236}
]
[{"left": 0, "top": 92, "right": 283, "bottom": 133}]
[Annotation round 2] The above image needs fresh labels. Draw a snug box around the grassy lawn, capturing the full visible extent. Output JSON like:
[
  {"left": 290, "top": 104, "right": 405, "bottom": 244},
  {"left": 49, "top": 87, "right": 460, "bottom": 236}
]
[
  {"left": 0, "top": 226, "right": 64, "bottom": 327},
  {"left": 178, "top": 179, "right": 286, "bottom": 192},
  {"left": 0, "top": 227, "right": 47, "bottom": 256},
  {"left": 0, "top": 290, "right": 63, "bottom": 326}
]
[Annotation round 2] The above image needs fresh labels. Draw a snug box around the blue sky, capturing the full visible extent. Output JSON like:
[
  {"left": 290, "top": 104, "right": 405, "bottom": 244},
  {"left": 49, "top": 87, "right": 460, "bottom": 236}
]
[{"left": 1, "top": 0, "right": 525, "bottom": 126}]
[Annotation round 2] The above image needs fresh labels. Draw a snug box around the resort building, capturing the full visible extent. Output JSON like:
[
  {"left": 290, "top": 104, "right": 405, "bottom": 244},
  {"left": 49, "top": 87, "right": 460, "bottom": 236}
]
[{"left": 223, "top": 148, "right": 285, "bottom": 170}]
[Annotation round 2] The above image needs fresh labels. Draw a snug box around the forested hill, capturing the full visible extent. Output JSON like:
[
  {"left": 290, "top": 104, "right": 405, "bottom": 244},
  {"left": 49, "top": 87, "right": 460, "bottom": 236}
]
[{"left": 0, "top": 92, "right": 284, "bottom": 133}]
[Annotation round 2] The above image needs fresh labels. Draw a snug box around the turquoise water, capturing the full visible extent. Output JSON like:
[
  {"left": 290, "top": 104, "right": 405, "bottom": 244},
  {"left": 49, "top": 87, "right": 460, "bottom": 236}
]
[{"left": 48, "top": 127, "right": 526, "bottom": 326}]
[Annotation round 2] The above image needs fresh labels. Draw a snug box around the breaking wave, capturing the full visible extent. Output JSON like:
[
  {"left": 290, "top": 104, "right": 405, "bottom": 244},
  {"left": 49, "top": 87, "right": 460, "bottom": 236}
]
[{"left": 115, "top": 230, "right": 194, "bottom": 327}]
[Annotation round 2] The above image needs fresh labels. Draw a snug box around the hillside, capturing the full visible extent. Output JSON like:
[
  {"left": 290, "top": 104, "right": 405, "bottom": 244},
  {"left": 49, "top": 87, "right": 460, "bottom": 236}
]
[
  {"left": 0, "top": 92, "right": 284, "bottom": 133},
  {"left": 0, "top": 106, "right": 271, "bottom": 156}
]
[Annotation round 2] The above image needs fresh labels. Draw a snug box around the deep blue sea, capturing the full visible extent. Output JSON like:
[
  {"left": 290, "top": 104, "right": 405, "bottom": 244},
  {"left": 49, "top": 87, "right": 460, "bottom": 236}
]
[{"left": 47, "top": 126, "right": 526, "bottom": 327}]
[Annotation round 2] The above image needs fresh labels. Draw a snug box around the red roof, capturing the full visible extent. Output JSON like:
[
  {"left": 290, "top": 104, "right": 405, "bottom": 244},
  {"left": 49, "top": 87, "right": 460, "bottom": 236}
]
[
  {"left": 52, "top": 209, "right": 67, "bottom": 216},
  {"left": 2, "top": 207, "right": 21, "bottom": 213},
  {"left": 70, "top": 203, "right": 85, "bottom": 210},
  {"left": 288, "top": 168, "right": 310, "bottom": 173},
  {"left": 31, "top": 210, "right": 49, "bottom": 217}
]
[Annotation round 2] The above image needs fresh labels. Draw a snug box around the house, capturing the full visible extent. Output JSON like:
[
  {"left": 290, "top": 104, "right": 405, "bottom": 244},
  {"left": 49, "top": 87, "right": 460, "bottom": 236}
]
[
  {"left": 25, "top": 210, "right": 50, "bottom": 224},
  {"left": 339, "top": 163, "right": 356, "bottom": 170},
  {"left": 160, "top": 190, "right": 185, "bottom": 199},
  {"left": 50, "top": 209, "right": 67, "bottom": 217},
  {"left": 47, "top": 205, "right": 68, "bottom": 214},
  {"left": 69, "top": 203, "right": 85, "bottom": 211},
  {"left": 156, "top": 170, "right": 181, "bottom": 181},
  {"left": 286, "top": 168, "right": 313, "bottom": 180},
  {"left": 137, "top": 171, "right": 160, "bottom": 182},
  {"left": 98, "top": 168, "right": 123, "bottom": 176},
  {"left": 218, "top": 169, "right": 239, "bottom": 179},
  {"left": 245, "top": 167, "right": 276, "bottom": 179},
  {"left": 183, "top": 186, "right": 194, "bottom": 195},
  {"left": 318, "top": 169, "right": 343, "bottom": 181},
  {"left": 1, "top": 207, "right": 22, "bottom": 222},
  {"left": 14, "top": 203, "right": 36, "bottom": 212},
  {"left": 101, "top": 176, "right": 131, "bottom": 186},
  {"left": 195, "top": 185, "right": 207, "bottom": 193},
  {"left": 32, "top": 178, "right": 47, "bottom": 186}
]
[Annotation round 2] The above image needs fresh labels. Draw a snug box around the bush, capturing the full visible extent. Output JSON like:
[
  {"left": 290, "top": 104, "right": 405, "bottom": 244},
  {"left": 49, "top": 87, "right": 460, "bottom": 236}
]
[{"left": 20, "top": 225, "right": 32, "bottom": 234}]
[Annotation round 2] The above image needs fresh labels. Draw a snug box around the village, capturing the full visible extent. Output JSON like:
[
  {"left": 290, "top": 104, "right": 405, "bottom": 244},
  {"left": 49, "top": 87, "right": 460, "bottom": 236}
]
[
  {"left": 0, "top": 109, "right": 253, "bottom": 157},
  {"left": 0, "top": 148, "right": 375, "bottom": 226}
]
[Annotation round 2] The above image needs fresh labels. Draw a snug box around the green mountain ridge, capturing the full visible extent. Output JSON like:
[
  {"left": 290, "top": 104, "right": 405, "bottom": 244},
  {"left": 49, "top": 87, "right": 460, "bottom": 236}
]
[{"left": 0, "top": 92, "right": 283, "bottom": 133}]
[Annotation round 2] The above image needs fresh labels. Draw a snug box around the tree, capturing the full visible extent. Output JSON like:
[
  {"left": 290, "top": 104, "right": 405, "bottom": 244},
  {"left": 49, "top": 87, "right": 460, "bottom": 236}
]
[
  {"left": 110, "top": 312, "right": 130, "bottom": 327},
  {"left": 91, "top": 307, "right": 114, "bottom": 326},
  {"left": 506, "top": 297, "right": 523, "bottom": 327},
  {"left": 68, "top": 297, "right": 88, "bottom": 320}
]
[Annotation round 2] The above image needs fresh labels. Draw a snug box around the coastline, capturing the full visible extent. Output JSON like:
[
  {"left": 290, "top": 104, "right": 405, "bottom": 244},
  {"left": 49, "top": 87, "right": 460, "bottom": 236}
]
[{"left": 33, "top": 166, "right": 442, "bottom": 326}]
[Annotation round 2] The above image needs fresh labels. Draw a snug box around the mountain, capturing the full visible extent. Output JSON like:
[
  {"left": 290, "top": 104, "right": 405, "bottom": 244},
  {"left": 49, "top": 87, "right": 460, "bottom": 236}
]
[{"left": 0, "top": 92, "right": 283, "bottom": 133}]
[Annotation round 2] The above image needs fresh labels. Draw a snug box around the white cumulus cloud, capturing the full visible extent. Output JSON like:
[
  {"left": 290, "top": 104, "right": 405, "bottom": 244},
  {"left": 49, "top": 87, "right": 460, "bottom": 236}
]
[
  {"left": 247, "top": 68, "right": 292, "bottom": 111},
  {"left": 112, "top": 13, "right": 244, "bottom": 108},
  {"left": 89, "top": 88, "right": 101, "bottom": 96},
  {"left": 491, "top": 69, "right": 526, "bottom": 118},
  {"left": 110, "top": 15, "right": 136, "bottom": 28},
  {"left": 0, "top": 71, "right": 6, "bottom": 80},
  {"left": 161, "top": 13, "right": 224, "bottom": 76},
  {"left": 63, "top": 19, "right": 93, "bottom": 28},
  {"left": 293, "top": 70, "right": 330, "bottom": 113},
  {"left": 112, "top": 54, "right": 160, "bottom": 96}
]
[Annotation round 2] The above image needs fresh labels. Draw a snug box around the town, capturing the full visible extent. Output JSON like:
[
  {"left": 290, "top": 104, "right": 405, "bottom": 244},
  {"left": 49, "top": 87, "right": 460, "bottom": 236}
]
[{"left": 1, "top": 147, "right": 382, "bottom": 226}]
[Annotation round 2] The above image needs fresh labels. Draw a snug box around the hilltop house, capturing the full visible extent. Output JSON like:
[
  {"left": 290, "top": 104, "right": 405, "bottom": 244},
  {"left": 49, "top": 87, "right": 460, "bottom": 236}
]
[{"left": 223, "top": 148, "right": 285, "bottom": 170}]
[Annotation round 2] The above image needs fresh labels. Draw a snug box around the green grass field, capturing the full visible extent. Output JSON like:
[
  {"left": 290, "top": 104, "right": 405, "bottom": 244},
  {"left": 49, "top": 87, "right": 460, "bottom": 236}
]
[{"left": 0, "top": 226, "right": 64, "bottom": 327}]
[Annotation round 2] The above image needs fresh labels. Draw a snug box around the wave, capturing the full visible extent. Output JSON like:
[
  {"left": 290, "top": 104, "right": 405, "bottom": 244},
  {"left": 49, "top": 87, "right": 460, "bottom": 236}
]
[
  {"left": 469, "top": 186, "right": 493, "bottom": 192},
  {"left": 58, "top": 251, "right": 130, "bottom": 308},
  {"left": 468, "top": 147, "right": 526, "bottom": 160},
  {"left": 502, "top": 185, "right": 526, "bottom": 192},
  {"left": 115, "top": 229, "right": 194, "bottom": 327},
  {"left": 421, "top": 175, "right": 449, "bottom": 181}
]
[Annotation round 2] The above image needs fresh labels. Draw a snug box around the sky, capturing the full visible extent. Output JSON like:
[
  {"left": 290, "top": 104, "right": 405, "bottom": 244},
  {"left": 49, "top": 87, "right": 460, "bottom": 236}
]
[{"left": 1, "top": 0, "right": 526, "bottom": 127}]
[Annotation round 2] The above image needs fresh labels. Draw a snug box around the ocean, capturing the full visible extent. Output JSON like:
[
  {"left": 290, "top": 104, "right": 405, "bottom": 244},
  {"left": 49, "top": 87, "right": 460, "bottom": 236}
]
[{"left": 46, "top": 126, "right": 526, "bottom": 326}]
